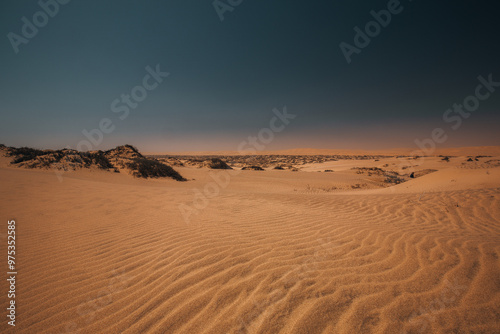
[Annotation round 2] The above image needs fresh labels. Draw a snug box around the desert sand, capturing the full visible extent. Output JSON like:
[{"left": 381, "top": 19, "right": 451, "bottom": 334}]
[{"left": 1, "top": 148, "right": 499, "bottom": 333}]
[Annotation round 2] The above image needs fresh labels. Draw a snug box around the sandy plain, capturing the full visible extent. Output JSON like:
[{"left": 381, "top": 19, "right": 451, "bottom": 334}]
[{"left": 0, "top": 149, "right": 499, "bottom": 333}]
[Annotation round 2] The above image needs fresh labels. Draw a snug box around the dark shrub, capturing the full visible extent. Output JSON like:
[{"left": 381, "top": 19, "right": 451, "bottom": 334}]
[
  {"left": 126, "top": 157, "right": 186, "bottom": 181},
  {"left": 208, "top": 158, "right": 232, "bottom": 169},
  {"left": 384, "top": 174, "right": 404, "bottom": 184},
  {"left": 7, "top": 147, "right": 46, "bottom": 164},
  {"left": 123, "top": 144, "right": 140, "bottom": 154},
  {"left": 52, "top": 150, "right": 66, "bottom": 163},
  {"left": 241, "top": 165, "right": 264, "bottom": 171},
  {"left": 89, "top": 151, "right": 114, "bottom": 169}
]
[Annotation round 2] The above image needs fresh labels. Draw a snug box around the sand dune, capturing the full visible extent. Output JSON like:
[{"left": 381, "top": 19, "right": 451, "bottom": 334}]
[{"left": 1, "top": 152, "right": 499, "bottom": 333}]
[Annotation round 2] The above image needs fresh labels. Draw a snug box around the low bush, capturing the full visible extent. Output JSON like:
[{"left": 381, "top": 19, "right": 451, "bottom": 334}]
[
  {"left": 242, "top": 165, "right": 264, "bottom": 171},
  {"left": 90, "top": 151, "right": 114, "bottom": 169},
  {"left": 7, "top": 147, "right": 46, "bottom": 164},
  {"left": 384, "top": 173, "right": 405, "bottom": 184},
  {"left": 208, "top": 158, "right": 232, "bottom": 169},
  {"left": 126, "top": 157, "right": 186, "bottom": 181}
]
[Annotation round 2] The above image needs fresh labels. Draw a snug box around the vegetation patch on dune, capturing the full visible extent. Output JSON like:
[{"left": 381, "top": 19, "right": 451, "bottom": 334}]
[
  {"left": 126, "top": 157, "right": 186, "bottom": 181},
  {"left": 242, "top": 165, "right": 265, "bottom": 171},
  {"left": 3, "top": 144, "right": 185, "bottom": 181},
  {"left": 352, "top": 167, "right": 405, "bottom": 185},
  {"left": 7, "top": 147, "right": 47, "bottom": 164},
  {"left": 206, "top": 158, "right": 232, "bottom": 169},
  {"left": 351, "top": 166, "right": 438, "bottom": 186},
  {"left": 412, "top": 169, "right": 438, "bottom": 178},
  {"left": 7, "top": 147, "right": 115, "bottom": 170},
  {"left": 87, "top": 151, "right": 115, "bottom": 169}
]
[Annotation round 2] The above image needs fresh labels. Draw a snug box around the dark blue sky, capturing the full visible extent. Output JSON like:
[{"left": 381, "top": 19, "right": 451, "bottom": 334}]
[{"left": 1, "top": 0, "right": 499, "bottom": 152}]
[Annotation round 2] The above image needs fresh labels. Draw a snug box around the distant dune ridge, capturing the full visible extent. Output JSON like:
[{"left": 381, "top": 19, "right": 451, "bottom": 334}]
[
  {"left": 146, "top": 145, "right": 500, "bottom": 157},
  {"left": 0, "top": 145, "right": 499, "bottom": 333}
]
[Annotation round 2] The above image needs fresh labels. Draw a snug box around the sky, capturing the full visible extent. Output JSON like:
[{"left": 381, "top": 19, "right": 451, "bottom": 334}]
[{"left": 0, "top": 0, "right": 499, "bottom": 152}]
